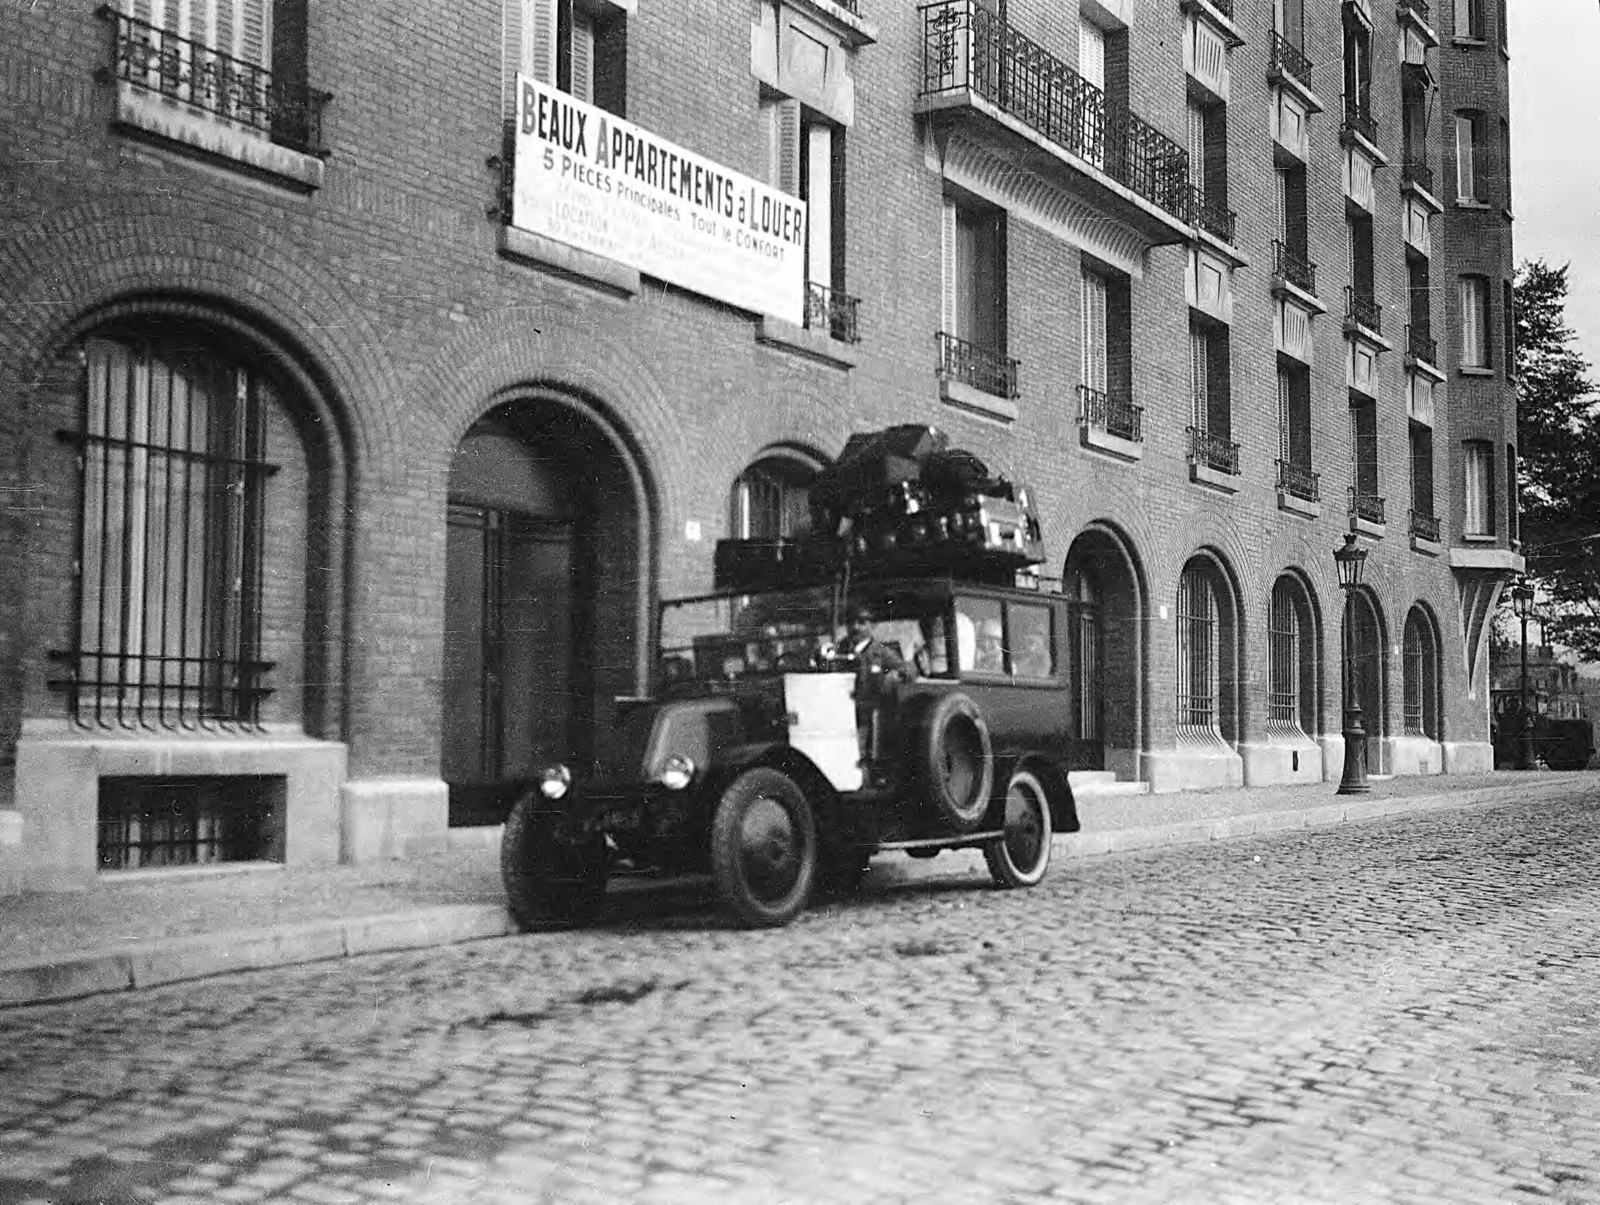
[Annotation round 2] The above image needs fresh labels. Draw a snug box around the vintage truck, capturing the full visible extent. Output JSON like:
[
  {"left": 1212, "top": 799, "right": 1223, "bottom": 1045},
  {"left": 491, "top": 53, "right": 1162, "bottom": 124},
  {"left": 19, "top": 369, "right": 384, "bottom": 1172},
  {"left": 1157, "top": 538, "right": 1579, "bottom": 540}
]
[{"left": 500, "top": 425, "right": 1080, "bottom": 927}]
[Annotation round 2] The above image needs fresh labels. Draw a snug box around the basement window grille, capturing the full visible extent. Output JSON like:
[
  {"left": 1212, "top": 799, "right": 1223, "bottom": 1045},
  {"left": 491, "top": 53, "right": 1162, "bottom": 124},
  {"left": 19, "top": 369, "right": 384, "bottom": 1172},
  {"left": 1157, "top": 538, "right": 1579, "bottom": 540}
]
[{"left": 98, "top": 776, "right": 280, "bottom": 871}]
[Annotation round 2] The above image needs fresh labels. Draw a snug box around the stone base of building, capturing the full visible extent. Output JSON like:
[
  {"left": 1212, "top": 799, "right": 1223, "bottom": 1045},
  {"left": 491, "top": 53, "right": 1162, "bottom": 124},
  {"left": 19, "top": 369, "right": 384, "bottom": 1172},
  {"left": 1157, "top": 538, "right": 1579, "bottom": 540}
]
[
  {"left": 0, "top": 809, "right": 23, "bottom": 896},
  {"left": 11, "top": 719, "right": 347, "bottom": 894},
  {"left": 1442, "top": 741, "right": 1495, "bottom": 774},
  {"left": 1385, "top": 735, "right": 1445, "bottom": 776},
  {"left": 1238, "top": 734, "right": 1325, "bottom": 786},
  {"left": 1318, "top": 734, "right": 1346, "bottom": 782},
  {"left": 1142, "top": 744, "right": 1245, "bottom": 794},
  {"left": 339, "top": 778, "right": 449, "bottom": 863}
]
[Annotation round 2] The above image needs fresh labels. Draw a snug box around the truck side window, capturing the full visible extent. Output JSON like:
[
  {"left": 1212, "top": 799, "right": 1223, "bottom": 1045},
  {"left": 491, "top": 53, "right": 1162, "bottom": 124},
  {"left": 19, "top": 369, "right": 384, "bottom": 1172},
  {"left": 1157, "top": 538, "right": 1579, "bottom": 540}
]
[
  {"left": 956, "top": 598, "right": 1005, "bottom": 674},
  {"left": 1008, "top": 602, "right": 1055, "bottom": 678}
]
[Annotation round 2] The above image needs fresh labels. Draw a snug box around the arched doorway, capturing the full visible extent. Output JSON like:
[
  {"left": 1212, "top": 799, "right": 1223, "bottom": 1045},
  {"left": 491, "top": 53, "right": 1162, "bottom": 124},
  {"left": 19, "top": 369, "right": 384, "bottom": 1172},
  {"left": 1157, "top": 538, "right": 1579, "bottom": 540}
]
[
  {"left": 442, "top": 397, "right": 645, "bottom": 826},
  {"left": 1062, "top": 526, "right": 1144, "bottom": 776},
  {"left": 1342, "top": 587, "right": 1387, "bottom": 774}
]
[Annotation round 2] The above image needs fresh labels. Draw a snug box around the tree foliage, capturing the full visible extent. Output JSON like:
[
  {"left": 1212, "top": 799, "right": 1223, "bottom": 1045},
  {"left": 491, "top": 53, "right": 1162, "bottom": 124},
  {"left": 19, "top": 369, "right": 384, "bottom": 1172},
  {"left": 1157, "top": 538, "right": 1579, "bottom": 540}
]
[{"left": 1514, "top": 260, "right": 1600, "bottom": 659}]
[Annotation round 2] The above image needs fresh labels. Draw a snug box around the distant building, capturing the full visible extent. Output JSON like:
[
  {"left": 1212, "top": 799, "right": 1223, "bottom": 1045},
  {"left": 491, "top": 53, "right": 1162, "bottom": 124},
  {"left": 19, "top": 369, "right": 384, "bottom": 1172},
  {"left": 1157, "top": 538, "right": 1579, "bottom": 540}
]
[{"left": 1, "top": 0, "right": 1521, "bottom": 894}]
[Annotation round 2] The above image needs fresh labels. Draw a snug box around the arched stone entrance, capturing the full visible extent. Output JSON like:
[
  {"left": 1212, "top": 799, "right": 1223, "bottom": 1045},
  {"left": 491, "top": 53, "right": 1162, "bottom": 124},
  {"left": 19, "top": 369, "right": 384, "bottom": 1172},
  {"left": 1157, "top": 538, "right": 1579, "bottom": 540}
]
[
  {"left": 1342, "top": 587, "right": 1388, "bottom": 777},
  {"left": 1062, "top": 525, "right": 1144, "bottom": 780},
  {"left": 442, "top": 395, "right": 647, "bottom": 826}
]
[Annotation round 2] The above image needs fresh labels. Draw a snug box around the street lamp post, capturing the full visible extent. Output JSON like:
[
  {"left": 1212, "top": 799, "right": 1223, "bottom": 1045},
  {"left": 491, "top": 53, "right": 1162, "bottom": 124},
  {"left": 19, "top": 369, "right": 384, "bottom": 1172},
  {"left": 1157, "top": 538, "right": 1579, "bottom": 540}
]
[
  {"left": 1511, "top": 578, "right": 1537, "bottom": 771},
  {"left": 1334, "top": 533, "right": 1371, "bottom": 795}
]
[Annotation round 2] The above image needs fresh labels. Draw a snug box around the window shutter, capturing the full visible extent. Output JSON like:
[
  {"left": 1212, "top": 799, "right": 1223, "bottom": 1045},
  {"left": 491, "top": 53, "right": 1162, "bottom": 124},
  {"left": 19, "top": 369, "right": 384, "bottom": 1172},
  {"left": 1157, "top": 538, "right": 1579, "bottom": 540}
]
[
  {"left": 768, "top": 97, "right": 801, "bottom": 195},
  {"left": 1190, "top": 327, "right": 1208, "bottom": 430},
  {"left": 1464, "top": 442, "right": 1490, "bottom": 534},
  {"left": 1081, "top": 271, "right": 1108, "bottom": 392},
  {"left": 237, "top": 0, "right": 270, "bottom": 69},
  {"left": 524, "top": 0, "right": 558, "bottom": 87},
  {"left": 1079, "top": 21, "right": 1106, "bottom": 91},
  {"left": 1278, "top": 370, "right": 1292, "bottom": 464},
  {"left": 1187, "top": 103, "right": 1206, "bottom": 186},
  {"left": 568, "top": 9, "right": 594, "bottom": 104},
  {"left": 805, "top": 123, "right": 832, "bottom": 289},
  {"left": 503, "top": 0, "right": 523, "bottom": 117},
  {"left": 1461, "top": 278, "right": 1487, "bottom": 367},
  {"left": 941, "top": 199, "right": 959, "bottom": 337},
  {"left": 1455, "top": 115, "right": 1475, "bottom": 200}
]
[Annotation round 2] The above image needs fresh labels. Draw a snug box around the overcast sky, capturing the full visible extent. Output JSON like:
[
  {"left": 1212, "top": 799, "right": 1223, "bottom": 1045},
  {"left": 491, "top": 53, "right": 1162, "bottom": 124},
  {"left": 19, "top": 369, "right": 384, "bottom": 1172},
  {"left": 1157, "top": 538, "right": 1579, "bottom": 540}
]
[{"left": 1510, "top": 1, "right": 1600, "bottom": 369}]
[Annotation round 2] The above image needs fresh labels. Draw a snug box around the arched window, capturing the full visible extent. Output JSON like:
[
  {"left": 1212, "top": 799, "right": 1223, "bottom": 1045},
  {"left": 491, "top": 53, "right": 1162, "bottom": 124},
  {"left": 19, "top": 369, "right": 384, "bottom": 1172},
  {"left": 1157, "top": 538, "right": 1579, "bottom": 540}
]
[
  {"left": 1177, "top": 562, "right": 1219, "bottom": 733},
  {"left": 1403, "top": 607, "right": 1439, "bottom": 737},
  {"left": 1268, "top": 575, "right": 1317, "bottom": 735},
  {"left": 729, "top": 455, "right": 817, "bottom": 540},
  {"left": 69, "top": 334, "right": 299, "bottom": 727}
]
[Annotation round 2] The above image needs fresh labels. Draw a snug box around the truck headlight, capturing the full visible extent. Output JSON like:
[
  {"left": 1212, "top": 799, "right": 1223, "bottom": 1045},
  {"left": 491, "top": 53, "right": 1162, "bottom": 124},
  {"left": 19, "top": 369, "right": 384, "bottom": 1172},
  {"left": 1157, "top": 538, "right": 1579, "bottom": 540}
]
[
  {"left": 659, "top": 754, "right": 696, "bottom": 791},
  {"left": 538, "top": 764, "right": 572, "bottom": 800}
]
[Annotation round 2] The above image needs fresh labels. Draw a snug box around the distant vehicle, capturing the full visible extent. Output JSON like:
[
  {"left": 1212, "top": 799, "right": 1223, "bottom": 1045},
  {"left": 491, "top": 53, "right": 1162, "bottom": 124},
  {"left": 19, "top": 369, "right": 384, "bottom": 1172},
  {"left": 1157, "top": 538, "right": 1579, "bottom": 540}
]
[
  {"left": 500, "top": 425, "right": 1078, "bottom": 927},
  {"left": 1490, "top": 689, "right": 1594, "bottom": 770}
]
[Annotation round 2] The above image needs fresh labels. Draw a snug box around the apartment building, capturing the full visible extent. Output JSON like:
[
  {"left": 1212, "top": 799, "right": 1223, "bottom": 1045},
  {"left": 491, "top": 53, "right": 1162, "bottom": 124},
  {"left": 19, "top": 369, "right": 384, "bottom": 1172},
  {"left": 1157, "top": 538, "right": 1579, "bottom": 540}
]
[{"left": 0, "top": 0, "right": 1520, "bottom": 893}]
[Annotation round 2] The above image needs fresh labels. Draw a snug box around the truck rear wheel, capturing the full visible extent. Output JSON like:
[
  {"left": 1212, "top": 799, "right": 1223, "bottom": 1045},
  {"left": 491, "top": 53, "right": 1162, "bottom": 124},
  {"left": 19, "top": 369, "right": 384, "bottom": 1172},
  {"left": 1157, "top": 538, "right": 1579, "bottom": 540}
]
[
  {"left": 984, "top": 768, "right": 1052, "bottom": 888},
  {"left": 915, "top": 692, "right": 994, "bottom": 833},
  {"left": 501, "top": 792, "right": 608, "bottom": 929},
  {"left": 710, "top": 767, "right": 817, "bottom": 927}
]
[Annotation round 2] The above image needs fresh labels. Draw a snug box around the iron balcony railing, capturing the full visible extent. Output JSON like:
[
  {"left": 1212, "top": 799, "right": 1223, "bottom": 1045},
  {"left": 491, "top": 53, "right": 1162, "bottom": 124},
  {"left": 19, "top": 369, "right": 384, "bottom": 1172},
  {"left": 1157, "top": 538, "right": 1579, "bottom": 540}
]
[
  {"left": 1078, "top": 385, "right": 1143, "bottom": 442},
  {"left": 1401, "top": 156, "right": 1435, "bottom": 194},
  {"left": 1397, "top": 0, "right": 1431, "bottom": 21},
  {"left": 1187, "top": 184, "right": 1237, "bottom": 244},
  {"left": 918, "top": 1, "right": 1191, "bottom": 226},
  {"left": 98, "top": 6, "right": 330, "bottom": 156},
  {"left": 1410, "top": 510, "right": 1441, "bottom": 542},
  {"left": 804, "top": 282, "right": 862, "bottom": 344},
  {"left": 1342, "top": 98, "right": 1379, "bottom": 147},
  {"left": 1407, "top": 323, "right": 1438, "bottom": 365},
  {"left": 831, "top": 0, "right": 861, "bottom": 13},
  {"left": 1347, "top": 286, "right": 1383, "bottom": 334},
  {"left": 1269, "top": 32, "right": 1315, "bottom": 92},
  {"left": 1276, "top": 459, "right": 1321, "bottom": 502},
  {"left": 1273, "top": 239, "right": 1318, "bottom": 295},
  {"left": 1349, "top": 488, "right": 1387, "bottom": 527},
  {"left": 938, "top": 331, "right": 1019, "bottom": 399},
  {"left": 1187, "top": 426, "right": 1240, "bottom": 475}
]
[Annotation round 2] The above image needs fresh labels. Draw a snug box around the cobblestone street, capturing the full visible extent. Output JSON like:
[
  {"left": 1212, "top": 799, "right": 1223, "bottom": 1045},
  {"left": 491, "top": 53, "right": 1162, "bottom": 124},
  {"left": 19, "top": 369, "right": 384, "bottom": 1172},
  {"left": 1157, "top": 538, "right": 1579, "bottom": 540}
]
[{"left": 3, "top": 788, "right": 1600, "bottom": 1205}]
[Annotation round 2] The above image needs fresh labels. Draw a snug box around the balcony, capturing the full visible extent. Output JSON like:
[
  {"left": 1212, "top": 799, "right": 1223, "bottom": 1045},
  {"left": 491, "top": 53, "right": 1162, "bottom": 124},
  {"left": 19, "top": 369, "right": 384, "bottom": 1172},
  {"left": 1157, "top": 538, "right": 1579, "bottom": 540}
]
[
  {"left": 1187, "top": 426, "right": 1240, "bottom": 475},
  {"left": 1272, "top": 239, "right": 1318, "bottom": 296},
  {"left": 1346, "top": 286, "right": 1382, "bottom": 335},
  {"left": 1401, "top": 156, "right": 1435, "bottom": 196},
  {"left": 1268, "top": 32, "right": 1315, "bottom": 93},
  {"left": 1406, "top": 323, "right": 1437, "bottom": 366},
  {"left": 1341, "top": 99, "right": 1379, "bottom": 149},
  {"left": 804, "top": 282, "right": 862, "bottom": 344},
  {"left": 937, "top": 331, "right": 1019, "bottom": 400},
  {"left": 1187, "top": 184, "right": 1237, "bottom": 245},
  {"left": 1078, "top": 385, "right": 1143, "bottom": 442},
  {"left": 916, "top": 1, "right": 1193, "bottom": 247},
  {"left": 1349, "top": 488, "right": 1387, "bottom": 528},
  {"left": 1276, "top": 459, "right": 1321, "bottom": 503},
  {"left": 1397, "top": 0, "right": 1431, "bottom": 18},
  {"left": 1410, "top": 509, "right": 1441, "bottom": 543},
  {"left": 98, "top": 6, "right": 330, "bottom": 157}
]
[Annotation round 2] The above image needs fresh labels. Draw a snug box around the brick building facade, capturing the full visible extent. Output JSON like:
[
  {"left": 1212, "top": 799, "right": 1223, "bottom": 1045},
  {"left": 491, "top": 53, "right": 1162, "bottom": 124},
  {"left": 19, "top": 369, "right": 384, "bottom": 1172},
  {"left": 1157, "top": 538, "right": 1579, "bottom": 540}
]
[{"left": 0, "top": 0, "right": 1521, "bottom": 894}]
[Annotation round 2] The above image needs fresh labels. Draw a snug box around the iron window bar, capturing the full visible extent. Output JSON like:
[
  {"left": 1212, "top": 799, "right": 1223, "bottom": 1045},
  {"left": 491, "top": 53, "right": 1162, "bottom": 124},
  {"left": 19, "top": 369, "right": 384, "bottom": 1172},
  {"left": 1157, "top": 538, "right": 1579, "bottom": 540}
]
[
  {"left": 804, "top": 281, "right": 863, "bottom": 344},
  {"left": 1346, "top": 286, "right": 1383, "bottom": 334},
  {"left": 1077, "top": 384, "right": 1143, "bottom": 442},
  {"left": 1409, "top": 509, "right": 1441, "bottom": 542},
  {"left": 1269, "top": 32, "right": 1315, "bottom": 92},
  {"left": 1186, "top": 426, "right": 1240, "bottom": 475},
  {"left": 1406, "top": 324, "right": 1438, "bottom": 365},
  {"left": 1273, "top": 239, "right": 1318, "bottom": 295},
  {"left": 937, "top": 331, "right": 1019, "bottom": 399},
  {"left": 918, "top": 1, "right": 1191, "bottom": 226},
  {"left": 1349, "top": 487, "right": 1387, "bottom": 527},
  {"left": 97, "top": 6, "right": 331, "bottom": 157},
  {"left": 1276, "top": 458, "right": 1321, "bottom": 502}
]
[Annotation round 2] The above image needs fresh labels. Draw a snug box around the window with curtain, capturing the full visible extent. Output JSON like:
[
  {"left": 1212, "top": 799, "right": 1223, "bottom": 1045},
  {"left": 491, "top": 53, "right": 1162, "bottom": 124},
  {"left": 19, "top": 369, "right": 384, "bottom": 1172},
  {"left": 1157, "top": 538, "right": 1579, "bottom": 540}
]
[
  {"left": 1460, "top": 276, "right": 1489, "bottom": 367},
  {"left": 1081, "top": 269, "right": 1109, "bottom": 394},
  {"left": 1455, "top": 112, "right": 1485, "bottom": 201},
  {"left": 1463, "top": 440, "right": 1494, "bottom": 535}
]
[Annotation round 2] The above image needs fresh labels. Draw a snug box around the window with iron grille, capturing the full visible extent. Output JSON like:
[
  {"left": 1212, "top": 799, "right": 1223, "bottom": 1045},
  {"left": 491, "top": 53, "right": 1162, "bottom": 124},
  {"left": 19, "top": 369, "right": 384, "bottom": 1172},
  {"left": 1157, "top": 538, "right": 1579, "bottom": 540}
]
[
  {"left": 1402, "top": 608, "right": 1437, "bottom": 736},
  {"left": 98, "top": 775, "right": 279, "bottom": 871},
  {"left": 1177, "top": 564, "right": 1219, "bottom": 732},
  {"left": 1067, "top": 569, "right": 1102, "bottom": 742},
  {"left": 59, "top": 336, "right": 276, "bottom": 727},
  {"left": 1267, "top": 578, "right": 1304, "bottom": 731}
]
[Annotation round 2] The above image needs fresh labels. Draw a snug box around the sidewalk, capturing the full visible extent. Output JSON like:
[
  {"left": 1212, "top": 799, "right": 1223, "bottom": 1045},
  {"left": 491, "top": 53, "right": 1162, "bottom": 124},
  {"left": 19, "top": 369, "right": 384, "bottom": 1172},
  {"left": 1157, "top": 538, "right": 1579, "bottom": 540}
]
[{"left": 1, "top": 770, "right": 1589, "bottom": 1008}]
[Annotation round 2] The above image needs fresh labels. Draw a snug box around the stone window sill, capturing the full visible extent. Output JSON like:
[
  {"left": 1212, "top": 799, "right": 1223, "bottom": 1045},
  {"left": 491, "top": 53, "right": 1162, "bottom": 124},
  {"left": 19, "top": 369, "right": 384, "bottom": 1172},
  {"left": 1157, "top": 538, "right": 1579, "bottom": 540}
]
[
  {"left": 1080, "top": 425, "right": 1143, "bottom": 461},
  {"left": 1189, "top": 461, "right": 1240, "bottom": 493},
  {"left": 1457, "top": 365, "right": 1495, "bottom": 378},
  {"left": 1278, "top": 490, "right": 1321, "bottom": 519},
  {"left": 756, "top": 317, "right": 860, "bottom": 369},
  {"left": 1351, "top": 516, "right": 1386, "bottom": 538},
  {"left": 498, "top": 226, "right": 640, "bottom": 297},
  {"left": 939, "top": 376, "right": 1018, "bottom": 426},
  {"left": 1411, "top": 535, "right": 1442, "bottom": 557},
  {"left": 112, "top": 81, "right": 324, "bottom": 192}
]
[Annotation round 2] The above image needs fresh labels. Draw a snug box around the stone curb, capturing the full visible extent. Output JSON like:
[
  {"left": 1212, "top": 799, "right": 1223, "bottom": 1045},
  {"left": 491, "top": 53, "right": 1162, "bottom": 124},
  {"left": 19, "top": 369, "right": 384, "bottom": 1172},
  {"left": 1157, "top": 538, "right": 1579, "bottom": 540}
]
[{"left": 0, "top": 904, "right": 515, "bottom": 1010}]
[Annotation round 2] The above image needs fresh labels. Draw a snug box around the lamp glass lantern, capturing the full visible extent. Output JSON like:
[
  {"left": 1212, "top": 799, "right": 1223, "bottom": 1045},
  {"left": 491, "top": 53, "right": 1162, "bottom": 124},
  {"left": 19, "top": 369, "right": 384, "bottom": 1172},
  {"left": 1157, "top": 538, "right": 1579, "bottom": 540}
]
[
  {"left": 1511, "top": 579, "right": 1536, "bottom": 618},
  {"left": 1334, "top": 532, "right": 1368, "bottom": 591}
]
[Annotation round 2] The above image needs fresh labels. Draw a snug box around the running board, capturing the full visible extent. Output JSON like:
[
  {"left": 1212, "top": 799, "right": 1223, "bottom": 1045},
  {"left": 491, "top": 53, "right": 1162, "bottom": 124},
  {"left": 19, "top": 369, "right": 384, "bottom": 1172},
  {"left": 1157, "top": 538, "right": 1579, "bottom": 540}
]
[{"left": 875, "top": 831, "right": 1003, "bottom": 853}]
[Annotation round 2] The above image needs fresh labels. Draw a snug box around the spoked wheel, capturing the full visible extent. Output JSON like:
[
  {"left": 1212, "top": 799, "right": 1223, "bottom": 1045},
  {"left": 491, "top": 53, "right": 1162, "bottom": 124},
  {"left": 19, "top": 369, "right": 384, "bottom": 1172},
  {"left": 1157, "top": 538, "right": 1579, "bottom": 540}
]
[
  {"left": 983, "top": 768, "right": 1053, "bottom": 889},
  {"left": 500, "top": 792, "right": 608, "bottom": 930},
  {"left": 710, "top": 767, "right": 817, "bottom": 927}
]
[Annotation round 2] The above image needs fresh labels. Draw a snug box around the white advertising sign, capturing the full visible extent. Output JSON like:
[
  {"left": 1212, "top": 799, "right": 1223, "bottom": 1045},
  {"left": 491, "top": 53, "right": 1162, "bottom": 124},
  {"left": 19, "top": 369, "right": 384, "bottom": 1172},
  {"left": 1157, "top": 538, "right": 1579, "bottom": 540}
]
[{"left": 512, "top": 74, "right": 807, "bottom": 325}]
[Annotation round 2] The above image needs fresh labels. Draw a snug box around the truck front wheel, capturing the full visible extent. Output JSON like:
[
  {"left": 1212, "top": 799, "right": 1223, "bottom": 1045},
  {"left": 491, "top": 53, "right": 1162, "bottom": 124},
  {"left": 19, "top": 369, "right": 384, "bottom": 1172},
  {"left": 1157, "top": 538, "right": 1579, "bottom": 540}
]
[{"left": 710, "top": 767, "right": 818, "bottom": 927}]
